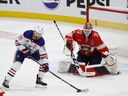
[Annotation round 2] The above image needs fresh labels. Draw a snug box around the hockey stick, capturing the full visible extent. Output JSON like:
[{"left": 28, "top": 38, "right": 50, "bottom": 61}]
[
  {"left": 53, "top": 20, "right": 77, "bottom": 63},
  {"left": 86, "top": 63, "right": 105, "bottom": 68},
  {"left": 53, "top": 20, "right": 88, "bottom": 76},
  {"left": 30, "top": 57, "right": 89, "bottom": 93},
  {"left": 53, "top": 20, "right": 77, "bottom": 61}
]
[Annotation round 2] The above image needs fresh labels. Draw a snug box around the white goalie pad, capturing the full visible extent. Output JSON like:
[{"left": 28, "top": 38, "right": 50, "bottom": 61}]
[
  {"left": 104, "top": 54, "right": 119, "bottom": 75},
  {"left": 104, "top": 63, "right": 119, "bottom": 75},
  {"left": 63, "top": 46, "right": 72, "bottom": 56},
  {"left": 58, "top": 61, "right": 96, "bottom": 77},
  {"left": 58, "top": 61, "right": 71, "bottom": 73}
]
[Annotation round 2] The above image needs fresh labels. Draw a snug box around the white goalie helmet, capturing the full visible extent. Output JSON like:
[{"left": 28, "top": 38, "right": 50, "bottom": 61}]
[{"left": 83, "top": 23, "right": 93, "bottom": 38}]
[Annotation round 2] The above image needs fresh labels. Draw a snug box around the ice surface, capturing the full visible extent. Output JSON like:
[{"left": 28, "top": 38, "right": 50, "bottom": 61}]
[{"left": 0, "top": 17, "right": 128, "bottom": 96}]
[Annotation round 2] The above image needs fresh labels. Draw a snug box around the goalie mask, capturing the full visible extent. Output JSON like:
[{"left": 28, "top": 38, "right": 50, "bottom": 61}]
[
  {"left": 33, "top": 26, "right": 44, "bottom": 40},
  {"left": 83, "top": 23, "right": 93, "bottom": 38}
]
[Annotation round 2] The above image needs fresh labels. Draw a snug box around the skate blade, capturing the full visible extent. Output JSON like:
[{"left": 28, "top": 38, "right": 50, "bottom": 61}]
[
  {"left": 35, "top": 84, "right": 47, "bottom": 88},
  {"left": 1, "top": 85, "right": 9, "bottom": 91}
]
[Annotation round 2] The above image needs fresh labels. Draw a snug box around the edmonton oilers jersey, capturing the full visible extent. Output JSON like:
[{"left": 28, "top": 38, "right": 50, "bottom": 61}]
[{"left": 15, "top": 30, "right": 45, "bottom": 54}]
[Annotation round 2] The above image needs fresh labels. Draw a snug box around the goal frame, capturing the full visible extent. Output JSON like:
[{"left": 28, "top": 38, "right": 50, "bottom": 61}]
[{"left": 86, "top": 6, "right": 128, "bottom": 23}]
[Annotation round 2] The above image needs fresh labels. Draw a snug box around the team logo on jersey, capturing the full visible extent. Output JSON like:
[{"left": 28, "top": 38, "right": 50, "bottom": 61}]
[
  {"left": 90, "top": 40, "right": 94, "bottom": 46},
  {"left": 42, "top": 0, "right": 60, "bottom": 10}
]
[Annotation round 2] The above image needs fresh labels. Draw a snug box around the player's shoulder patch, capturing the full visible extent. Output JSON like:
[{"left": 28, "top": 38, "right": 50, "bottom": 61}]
[
  {"left": 73, "top": 29, "right": 83, "bottom": 35},
  {"left": 92, "top": 31, "right": 100, "bottom": 37}
]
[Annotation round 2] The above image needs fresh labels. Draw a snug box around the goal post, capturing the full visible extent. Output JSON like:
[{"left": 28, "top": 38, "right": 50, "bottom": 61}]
[{"left": 86, "top": 6, "right": 128, "bottom": 31}]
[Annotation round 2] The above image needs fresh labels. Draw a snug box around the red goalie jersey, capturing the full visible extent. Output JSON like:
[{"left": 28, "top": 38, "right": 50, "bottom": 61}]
[{"left": 65, "top": 29, "right": 109, "bottom": 57}]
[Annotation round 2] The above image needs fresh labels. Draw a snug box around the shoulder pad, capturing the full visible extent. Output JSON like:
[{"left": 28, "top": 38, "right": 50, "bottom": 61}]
[
  {"left": 93, "top": 31, "right": 100, "bottom": 37},
  {"left": 36, "top": 37, "right": 45, "bottom": 47},
  {"left": 72, "top": 29, "right": 82, "bottom": 34},
  {"left": 23, "top": 30, "right": 33, "bottom": 39}
]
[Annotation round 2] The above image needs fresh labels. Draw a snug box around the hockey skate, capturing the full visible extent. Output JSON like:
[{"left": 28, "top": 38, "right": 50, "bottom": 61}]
[
  {"left": 35, "top": 75, "right": 47, "bottom": 88},
  {"left": 1, "top": 79, "right": 9, "bottom": 90}
]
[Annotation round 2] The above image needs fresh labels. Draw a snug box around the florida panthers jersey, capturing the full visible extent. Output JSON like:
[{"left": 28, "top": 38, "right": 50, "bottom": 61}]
[
  {"left": 15, "top": 30, "right": 45, "bottom": 54},
  {"left": 65, "top": 29, "right": 109, "bottom": 57}
]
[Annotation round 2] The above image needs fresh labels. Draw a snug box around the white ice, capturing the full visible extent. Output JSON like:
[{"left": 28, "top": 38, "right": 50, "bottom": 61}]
[{"left": 0, "top": 17, "right": 128, "bottom": 96}]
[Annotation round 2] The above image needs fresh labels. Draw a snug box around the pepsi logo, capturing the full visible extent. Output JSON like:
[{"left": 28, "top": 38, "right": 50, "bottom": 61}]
[{"left": 42, "top": 0, "right": 60, "bottom": 10}]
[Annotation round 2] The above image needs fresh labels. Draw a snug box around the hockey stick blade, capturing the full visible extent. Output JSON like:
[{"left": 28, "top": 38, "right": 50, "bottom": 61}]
[{"left": 77, "top": 88, "right": 89, "bottom": 93}]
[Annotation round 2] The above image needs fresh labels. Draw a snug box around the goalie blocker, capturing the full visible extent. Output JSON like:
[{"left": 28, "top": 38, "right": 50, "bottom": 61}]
[{"left": 58, "top": 60, "right": 119, "bottom": 77}]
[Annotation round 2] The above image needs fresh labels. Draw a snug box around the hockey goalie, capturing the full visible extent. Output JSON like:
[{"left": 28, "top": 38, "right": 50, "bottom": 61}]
[{"left": 58, "top": 23, "right": 119, "bottom": 77}]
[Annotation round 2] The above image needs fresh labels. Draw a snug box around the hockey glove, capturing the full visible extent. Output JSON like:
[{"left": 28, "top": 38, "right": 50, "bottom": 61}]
[
  {"left": 22, "top": 47, "right": 31, "bottom": 57},
  {"left": 27, "top": 50, "right": 40, "bottom": 61},
  {"left": 40, "top": 63, "right": 49, "bottom": 72}
]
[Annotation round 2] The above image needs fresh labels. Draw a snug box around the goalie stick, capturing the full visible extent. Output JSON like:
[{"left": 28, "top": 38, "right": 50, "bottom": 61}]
[
  {"left": 53, "top": 20, "right": 92, "bottom": 76},
  {"left": 30, "top": 57, "right": 89, "bottom": 93}
]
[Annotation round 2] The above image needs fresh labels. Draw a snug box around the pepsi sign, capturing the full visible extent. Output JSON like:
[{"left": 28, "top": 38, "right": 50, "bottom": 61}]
[{"left": 42, "top": 0, "right": 60, "bottom": 10}]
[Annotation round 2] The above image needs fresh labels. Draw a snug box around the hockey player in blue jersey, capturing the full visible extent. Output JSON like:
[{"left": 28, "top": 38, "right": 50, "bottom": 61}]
[{"left": 2, "top": 26, "right": 49, "bottom": 89}]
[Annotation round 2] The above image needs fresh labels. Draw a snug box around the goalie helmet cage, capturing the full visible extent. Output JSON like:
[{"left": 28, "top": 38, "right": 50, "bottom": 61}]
[{"left": 86, "top": 6, "right": 128, "bottom": 30}]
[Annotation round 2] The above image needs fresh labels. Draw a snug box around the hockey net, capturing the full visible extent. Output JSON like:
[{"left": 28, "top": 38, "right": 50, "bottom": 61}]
[
  {"left": 86, "top": 6, "right": 128, "bottom": 57},
  {"left": 86, "top": 6, "right": 128, "bottom": 25}
]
